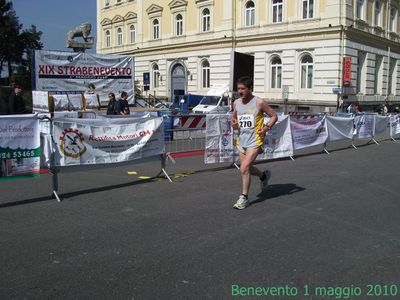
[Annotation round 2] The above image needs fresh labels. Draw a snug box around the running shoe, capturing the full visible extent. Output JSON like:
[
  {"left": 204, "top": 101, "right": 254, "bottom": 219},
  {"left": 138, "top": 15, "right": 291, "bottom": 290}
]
[
  {"left": 233, "top": 194, "right": 249, "bottom": 210},
  {"left": 260, "top": 170, "right": 271, "bottom": 190}
]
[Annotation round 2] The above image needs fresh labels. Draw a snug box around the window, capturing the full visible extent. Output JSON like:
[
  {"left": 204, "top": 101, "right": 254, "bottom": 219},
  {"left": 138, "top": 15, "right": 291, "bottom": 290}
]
[
  {"left": 300, "top": 55, "right": 313, "bottom": 89},
  {"left": 388, "top": 59, "right": 397, "bottom": 95},
  {"left": 272, "top": 0, "right": 283, "bottom": 23},
  {"left": 245, "top": 1, "right": 255, "bottom": 27},
  {"left": 374, "top": 0, "right": 381, "bottom": 27},
  {"left": 129, "top": 25, "right": 136, "bottom": 44},
  {"left": 356, "top": 0, "right": 364, "bottom": 19},
  {"left": 302, "top": 0, "right": 314, "bottom": 19},
  {"left": 201, "top": 60, "right": 210, "bottom": 88},
  {"left": 105, "top": 0, "right": 110, "bottom": 7},
  {"left": 202, "top": 8, "right": 211, "bottom": 32},
  {"left": 271, "top": 57, "right": 282, "bottom": 89},
  {"left": 152, "top": 64, "right": 160, "bottom": 89},
  {"left": 176, "top": 14, "right": 183, "bottom": 36},
  {"left": 116, "top": 28, "right": 123, "bottom": 46},
  {"left": 390, "top": 7, "right": 397, "bottom": 32},
  {"left": 105, "top": 30, "right": 111, "bottom": 48},
  {"left": 117, "top": 0, "right": 121, "bottom": 3},
  {"left": 356, "top": 51, "right": 366, "bottom": 93},
  {"left": 152, "top": 19, "right": 160, "bottom": 40},
  {"left": 374, "top": 55, "right": 383, "bottom": 94}
]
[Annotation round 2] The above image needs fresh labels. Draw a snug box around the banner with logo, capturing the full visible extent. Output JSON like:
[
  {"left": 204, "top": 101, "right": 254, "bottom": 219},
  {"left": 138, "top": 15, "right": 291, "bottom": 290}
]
[
  {"left": 257, "top": 115, "right": 293, "bottom": 160},
  {"left": 53, "top": 117, "right": 164, "bottom": 167},
  {"left": 0, "top": 115, "right": 40, "bottom": 180},
  {"left": 290, "top": 115, "right": 328, "bottom": 150},
  {"left": 205, "top": 114, "right": 235, "bottom": 164},
  {"left": 353, "top": 114, "right": 375, "bottom": 139},
  {"left": 390, "top": 114, "right": 400, "bottom": 137},
  {"left": 33, "top": 50, "right": 134, "bottom": 105},
  {"left": 326, "top": 116, "right": 354, "bottom": 141}
]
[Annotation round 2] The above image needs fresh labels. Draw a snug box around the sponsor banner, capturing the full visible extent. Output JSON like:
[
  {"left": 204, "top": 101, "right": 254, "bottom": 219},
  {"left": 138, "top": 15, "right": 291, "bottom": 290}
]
[
  {"left": 390, "top": 114, "right": 400, "bottom": 137},
  {"left": 258, "top": 115, "right": 293, "bottom": 160},
  {"left": 326, "top": 116, "right": 355, "bottom": 142},
  {"left": 53, "top": 117, "right": 164, "bottom": 167},
  {"left": 32, "top": 91, "right": 50, "bottom": 112},
  {"left": 290, "top": 115, "right": 328, "bottom": 150},
  {"left": 353, "top": 114, "right": 375, "bottom": 139},
  {"left": 0, "top": 115, "right": 40, "bottom": 180},
  {"left": 204, "top": 114, "right": 235, "bottom": 164},
  {"left": 34, "top": 50, "right": 134, "bottom": 105},
  {"left": 374, "top": 115, "right": 390, "bottom": 134}
]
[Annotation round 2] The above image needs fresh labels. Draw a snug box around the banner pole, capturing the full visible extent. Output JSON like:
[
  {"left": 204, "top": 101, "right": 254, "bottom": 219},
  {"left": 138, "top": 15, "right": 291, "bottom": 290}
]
[{"left": 49, "top": 118, "right": 61, "bottom": 202}]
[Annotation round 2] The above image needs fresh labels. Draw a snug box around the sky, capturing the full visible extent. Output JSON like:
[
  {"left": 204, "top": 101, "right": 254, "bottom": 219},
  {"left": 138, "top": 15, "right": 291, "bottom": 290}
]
[{"left": 12, "top": 0, "right": 97, "bottom": 53}]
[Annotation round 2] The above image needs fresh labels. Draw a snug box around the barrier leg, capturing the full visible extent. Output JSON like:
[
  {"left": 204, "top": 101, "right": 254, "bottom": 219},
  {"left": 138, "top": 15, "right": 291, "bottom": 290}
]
[
  {"left": 51, "top": 168, "right": 61, "bottom": 202},
  {"left": 158, "top": 154, "right": 173, "bottom": 183},
  {"left": 323, "top": 142, "right": 330, "bottom": 155}
]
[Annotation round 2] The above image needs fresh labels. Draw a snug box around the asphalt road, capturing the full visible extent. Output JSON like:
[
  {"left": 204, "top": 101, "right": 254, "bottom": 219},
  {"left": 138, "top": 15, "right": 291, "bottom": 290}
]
[{"left": 1, "top": 136, "right": 400, "bottom": 299}]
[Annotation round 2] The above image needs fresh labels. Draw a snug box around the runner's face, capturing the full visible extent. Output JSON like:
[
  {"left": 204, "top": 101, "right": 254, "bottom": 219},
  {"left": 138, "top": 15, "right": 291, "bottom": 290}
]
[{"left": 237, "top": 84, "right": 252, "bottom": 99}]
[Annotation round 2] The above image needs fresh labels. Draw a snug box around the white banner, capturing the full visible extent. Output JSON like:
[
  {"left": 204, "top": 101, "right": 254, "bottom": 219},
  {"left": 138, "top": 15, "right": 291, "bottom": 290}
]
[
  {"left": 257, "top": 115, "right": 293, "bottom": 160},
  {"left": 290, "top": 115, "right": 328, "bottom": 150},
  {"left": 353, "top": 114, "right": 375, "bottom": 139},
  {"left": 390, "top": 114, "right": 400, "bottom": 137},
  {"left": 53, "top": 117, "right": 164, "bottom": 167},
  {"left": 34, "top": 50, "right": 134, "bottom": 105},
  {"left": 374, "top": 115, "right": 390, "bottom": 134},
  {"left": 0, "top": 115, "right": 40, "bottom": 180},
  {"left": 204, "top": 114, "right": 235, "bottom": 164},
  {"left": 326, "top": 116, "right": 354, "bottom": 141}
]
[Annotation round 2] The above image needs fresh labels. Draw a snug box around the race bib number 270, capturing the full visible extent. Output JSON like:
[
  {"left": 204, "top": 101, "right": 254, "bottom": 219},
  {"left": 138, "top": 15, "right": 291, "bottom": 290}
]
[{"left": 239, "top": 114, "right": 254, "bottom": 129}]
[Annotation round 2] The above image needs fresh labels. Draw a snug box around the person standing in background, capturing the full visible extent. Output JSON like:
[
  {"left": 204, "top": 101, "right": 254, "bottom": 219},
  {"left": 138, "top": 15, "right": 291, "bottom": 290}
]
[
  {"left": 8, "top": 84, "right": 26, "bottom": 114},
  {"left": 106, "top": 92, "right": 118, "bottom": 115},
  {"left": 116, "top": 91, "right": 130, "bottom": 115}
]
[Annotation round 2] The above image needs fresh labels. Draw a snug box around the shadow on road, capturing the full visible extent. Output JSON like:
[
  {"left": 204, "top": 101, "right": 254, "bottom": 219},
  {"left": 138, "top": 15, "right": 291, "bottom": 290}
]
[{"left": 251, "top": 183, "right": 306, "bottom": 206}]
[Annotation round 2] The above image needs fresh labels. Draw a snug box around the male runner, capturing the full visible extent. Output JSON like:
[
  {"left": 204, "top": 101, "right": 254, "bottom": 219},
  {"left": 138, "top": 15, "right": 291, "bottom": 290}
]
[{"left": 232, "top": 76, "right": 277, "bottom": 209}]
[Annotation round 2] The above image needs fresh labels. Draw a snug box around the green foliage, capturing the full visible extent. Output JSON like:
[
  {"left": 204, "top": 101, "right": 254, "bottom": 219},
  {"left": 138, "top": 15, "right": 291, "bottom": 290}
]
[{"left": 0, "top": 0, "right": 42, "bottom": 88}]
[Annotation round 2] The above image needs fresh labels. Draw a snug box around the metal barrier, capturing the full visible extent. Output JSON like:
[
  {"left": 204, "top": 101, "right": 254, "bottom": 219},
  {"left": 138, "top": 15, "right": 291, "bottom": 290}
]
[{"left": 163, "top": 113, "right": 207, "bottom": 154}]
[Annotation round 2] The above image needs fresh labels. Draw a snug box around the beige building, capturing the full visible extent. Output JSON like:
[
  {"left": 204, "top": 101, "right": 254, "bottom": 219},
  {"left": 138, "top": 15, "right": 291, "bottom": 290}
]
[{"left": 97, "top": 0, "right": 400, "bottom": 112}]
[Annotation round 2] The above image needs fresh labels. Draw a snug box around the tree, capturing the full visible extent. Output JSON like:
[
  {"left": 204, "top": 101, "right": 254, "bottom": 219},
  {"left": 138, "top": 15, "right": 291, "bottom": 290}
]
[{"left": 0, "top": 0, "right": 42, "bottom": 87}]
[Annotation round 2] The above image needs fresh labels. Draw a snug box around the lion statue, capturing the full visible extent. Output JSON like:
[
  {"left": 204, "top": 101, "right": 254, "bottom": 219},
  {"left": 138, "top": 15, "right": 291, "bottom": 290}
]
[{"left": 66, "top": 23, "right": 94, "bottom": 49}]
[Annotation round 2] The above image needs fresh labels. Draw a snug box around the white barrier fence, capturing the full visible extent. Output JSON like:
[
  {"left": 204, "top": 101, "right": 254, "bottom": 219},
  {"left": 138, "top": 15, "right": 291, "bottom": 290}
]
[
  {"left": 205, "top": 113, "right": 400, "bottom": 164},
  {"left": 1, "top": 113, "right": 172, "bottom": 202}
]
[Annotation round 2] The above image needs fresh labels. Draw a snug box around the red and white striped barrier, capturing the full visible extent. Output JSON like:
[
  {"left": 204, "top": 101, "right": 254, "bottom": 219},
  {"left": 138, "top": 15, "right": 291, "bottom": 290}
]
[{"left": 178, "top": 115, "right": 206, "bottom": 129}]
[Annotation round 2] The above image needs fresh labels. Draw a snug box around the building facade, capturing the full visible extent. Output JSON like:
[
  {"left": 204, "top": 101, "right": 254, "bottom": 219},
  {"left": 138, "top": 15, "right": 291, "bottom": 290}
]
[{"left": 97, "top": 0, "right": 400, "bottom": 112}]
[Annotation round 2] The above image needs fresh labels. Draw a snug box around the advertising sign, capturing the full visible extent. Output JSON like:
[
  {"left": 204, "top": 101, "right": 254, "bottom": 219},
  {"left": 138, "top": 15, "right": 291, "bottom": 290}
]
[
  {"left": 0, "top": 115, "right": 40, "bottom": 180},
  {"left": 34, "top": 50, "right": 134, "bottom": 105}
]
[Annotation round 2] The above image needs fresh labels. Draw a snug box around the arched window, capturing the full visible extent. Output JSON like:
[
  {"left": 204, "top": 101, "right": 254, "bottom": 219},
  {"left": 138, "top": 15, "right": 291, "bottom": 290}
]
[
  {"left": 152, "top": 64, "right": 160, "bottom": 89},
  {"left": 245, "top": 1, "right": 255, "bottom": 27},
  {"left": 356, "top": 0, "right": 364, "bottom": 19},
  {"left": 105, "top": 30, "right": 111, "bottom": 48},
  {"left": 176, "top": 14, "right": 183, "bottom": 36},
  {"left": 374, "top": 0, "right": 381, "bottom": 26},
  {"left": 302, "top": 0, "right": 314, "bottom": 19},
  {"left": 201, "top": 60, "right": 210, "bottom": 88},
  {"left": 390, "top": 7, "right": 397, "bottom": 32},
  {"left": 202, "top": 8, "right": 211, "bottom": 32},
  {"left": 300, "top": 55, "right": 313, "bottom": 89},
  {"left": 152, "top": 19, "right": 160, "bottom": 40},
  {"left": 116, "top": 28, "right": 123, "bottom": 46},
  {"left": 129, "top": 25, "right": 136, "bottom": 44},
  {"left": 272, "top": 0, "right": 283, "bottom": 23},
  {"left": 271, "top": 57, "right": 282, "bottom": 89}
]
